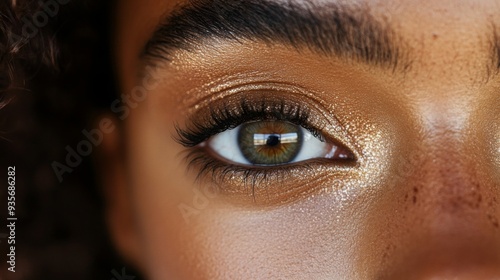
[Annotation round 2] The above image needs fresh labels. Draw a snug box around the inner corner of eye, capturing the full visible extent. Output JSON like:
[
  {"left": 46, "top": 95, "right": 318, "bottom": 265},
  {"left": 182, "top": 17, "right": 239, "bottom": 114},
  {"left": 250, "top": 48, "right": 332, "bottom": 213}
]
[
  {"left": 198, "top": 141, "right": 207, "bottom": 148},
  {"left": 325, "top": 142, "right": 356, "bottom": 161}
]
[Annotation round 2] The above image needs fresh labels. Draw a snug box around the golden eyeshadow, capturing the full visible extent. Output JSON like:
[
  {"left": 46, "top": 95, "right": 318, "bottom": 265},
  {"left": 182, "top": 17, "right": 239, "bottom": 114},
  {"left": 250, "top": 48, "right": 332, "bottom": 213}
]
[{"left": 161, "top": 44, "right": 406, "bottom": 208}]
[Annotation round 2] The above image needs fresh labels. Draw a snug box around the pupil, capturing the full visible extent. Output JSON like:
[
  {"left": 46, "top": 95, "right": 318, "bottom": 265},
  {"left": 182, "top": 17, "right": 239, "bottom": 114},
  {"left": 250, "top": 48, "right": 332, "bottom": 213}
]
[{"left": 266, "top": 135, "right": 281, "bottom": 147}]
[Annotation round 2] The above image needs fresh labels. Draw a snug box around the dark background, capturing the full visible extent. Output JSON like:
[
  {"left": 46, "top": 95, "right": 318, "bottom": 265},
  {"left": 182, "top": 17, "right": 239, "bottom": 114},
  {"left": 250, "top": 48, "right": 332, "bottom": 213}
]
[{"left": 0, "top": 1, "right": 144, "bottom": 279}]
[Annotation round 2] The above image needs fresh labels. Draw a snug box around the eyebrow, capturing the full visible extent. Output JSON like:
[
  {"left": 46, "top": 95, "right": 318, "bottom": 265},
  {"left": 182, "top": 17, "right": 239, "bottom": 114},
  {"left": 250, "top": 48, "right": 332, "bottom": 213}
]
[{"left": 141, "top": 0, "right": 410, "bottom": 71}]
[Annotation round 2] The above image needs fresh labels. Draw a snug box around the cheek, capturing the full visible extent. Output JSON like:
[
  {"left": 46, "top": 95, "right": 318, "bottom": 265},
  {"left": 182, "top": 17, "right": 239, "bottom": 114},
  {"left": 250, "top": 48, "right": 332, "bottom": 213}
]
[
  {"left": 131, "top": 188, "right": 369, "bottom": 279},
  {"left": 494, "top": 131, "right": 500, "bottom": 174}
]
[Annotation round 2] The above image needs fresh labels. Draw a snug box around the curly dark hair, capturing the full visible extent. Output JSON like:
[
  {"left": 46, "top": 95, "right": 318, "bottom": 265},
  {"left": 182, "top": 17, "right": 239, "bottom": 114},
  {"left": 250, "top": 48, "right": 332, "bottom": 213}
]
[
  {"left": 0, "top": 1, "right": 142, "bottom": 279},
  {"left": 0, "top": 0, "right": 57, "bottom": 103}
]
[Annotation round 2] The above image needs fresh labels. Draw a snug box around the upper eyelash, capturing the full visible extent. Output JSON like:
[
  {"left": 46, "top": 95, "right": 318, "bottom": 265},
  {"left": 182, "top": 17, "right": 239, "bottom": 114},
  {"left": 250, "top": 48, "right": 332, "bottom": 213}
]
[{"left": 174, "top": 97, "right": 324, "bottom": 147}]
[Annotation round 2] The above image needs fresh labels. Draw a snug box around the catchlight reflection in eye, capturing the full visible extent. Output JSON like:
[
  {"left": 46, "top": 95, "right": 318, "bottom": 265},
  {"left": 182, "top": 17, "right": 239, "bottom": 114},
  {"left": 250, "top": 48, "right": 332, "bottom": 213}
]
[{"left": 208, "top": 121, "right": 352, "bottom": 166}]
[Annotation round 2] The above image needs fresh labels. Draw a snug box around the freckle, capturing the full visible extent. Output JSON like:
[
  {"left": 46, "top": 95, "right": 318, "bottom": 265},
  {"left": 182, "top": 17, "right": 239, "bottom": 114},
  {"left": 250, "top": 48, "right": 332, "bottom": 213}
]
[
  {"left": 413, "top": 187, "right": 418, "bottom": 193},
  {"left": 491, "top": 218, "right": 498, "bottom": 228},
  {"left": 488, "top": 214, "right": 499, "bottom": 228},
  {"left": 432, "top": 33, "right": 438, "bottom": 39},
  {"left": 489, "top": 197, "right": 498, "bottom": 207}
]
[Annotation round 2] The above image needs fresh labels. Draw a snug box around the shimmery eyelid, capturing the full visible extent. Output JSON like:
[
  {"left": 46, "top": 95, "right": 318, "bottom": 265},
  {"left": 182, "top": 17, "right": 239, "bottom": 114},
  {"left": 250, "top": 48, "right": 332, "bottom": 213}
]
[{"left": 178, "top": 74, "right": 321, "bottom": 115}]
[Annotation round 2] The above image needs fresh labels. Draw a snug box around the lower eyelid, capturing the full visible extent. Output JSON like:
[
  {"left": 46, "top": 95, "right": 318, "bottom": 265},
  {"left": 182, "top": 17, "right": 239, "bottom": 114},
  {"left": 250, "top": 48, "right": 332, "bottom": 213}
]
[{"left": 182, "top": 147, "right": 357, "bottom": 205}]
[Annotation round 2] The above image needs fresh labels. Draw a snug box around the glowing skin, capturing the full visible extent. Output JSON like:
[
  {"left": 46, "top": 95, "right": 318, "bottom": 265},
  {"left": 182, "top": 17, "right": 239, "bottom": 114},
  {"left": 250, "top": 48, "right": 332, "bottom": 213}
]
[{"left": 102, "top": 0, "right": 500, "bottom": 279}]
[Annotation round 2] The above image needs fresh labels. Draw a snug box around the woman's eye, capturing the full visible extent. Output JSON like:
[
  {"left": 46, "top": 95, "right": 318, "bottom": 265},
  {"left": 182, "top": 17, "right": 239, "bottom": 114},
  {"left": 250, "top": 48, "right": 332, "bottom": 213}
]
[{"left": 206, "top": 121, "right": 353, "bottom": 166}]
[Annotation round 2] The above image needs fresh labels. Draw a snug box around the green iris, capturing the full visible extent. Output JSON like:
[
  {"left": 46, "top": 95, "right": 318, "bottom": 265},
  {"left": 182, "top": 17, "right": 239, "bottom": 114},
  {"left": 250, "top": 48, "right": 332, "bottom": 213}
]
[{"left": 238, "top": 121, "right": 303, "bottom": 165}]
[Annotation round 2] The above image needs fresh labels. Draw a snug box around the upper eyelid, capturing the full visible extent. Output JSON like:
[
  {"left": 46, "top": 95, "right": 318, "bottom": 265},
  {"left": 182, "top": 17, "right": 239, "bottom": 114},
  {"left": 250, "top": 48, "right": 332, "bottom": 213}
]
[
  {"left": 181, "top": 79, "right": 331, "bottom": 116},
  {"left": 181, "top": 80, "right": 343, "bottom": 127}
]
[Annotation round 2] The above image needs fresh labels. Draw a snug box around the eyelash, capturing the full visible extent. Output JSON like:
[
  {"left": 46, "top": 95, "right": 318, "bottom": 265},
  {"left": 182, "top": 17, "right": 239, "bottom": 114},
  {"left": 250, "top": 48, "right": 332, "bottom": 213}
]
[
  {"left": 174, "top": 96, "right": 344, "bottom": 195},
  {"left": 175, "top": 98, "right": 324, "bottom": 148}
]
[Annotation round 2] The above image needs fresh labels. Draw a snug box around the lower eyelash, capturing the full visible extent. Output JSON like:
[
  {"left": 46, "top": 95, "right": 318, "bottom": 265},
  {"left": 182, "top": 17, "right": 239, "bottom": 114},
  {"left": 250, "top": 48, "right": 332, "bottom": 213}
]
[{"left": 182, "top": 147, "right": 318, "bottom": 197}]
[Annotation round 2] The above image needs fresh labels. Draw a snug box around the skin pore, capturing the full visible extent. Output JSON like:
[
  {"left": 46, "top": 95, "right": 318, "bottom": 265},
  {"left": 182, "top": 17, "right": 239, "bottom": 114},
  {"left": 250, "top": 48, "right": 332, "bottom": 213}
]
[{"left": 104, "top": 0, "right": 500, "bottom": 279}]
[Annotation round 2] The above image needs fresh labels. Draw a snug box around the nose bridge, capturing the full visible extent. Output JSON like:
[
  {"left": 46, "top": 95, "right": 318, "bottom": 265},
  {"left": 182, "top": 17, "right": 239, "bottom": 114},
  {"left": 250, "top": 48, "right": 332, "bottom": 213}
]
[
  {"left": 411, "top": 88, "right": 499, "bottom": 213},
  {"left": 403, "top": 111, "right": 500, "bottom": 235}
]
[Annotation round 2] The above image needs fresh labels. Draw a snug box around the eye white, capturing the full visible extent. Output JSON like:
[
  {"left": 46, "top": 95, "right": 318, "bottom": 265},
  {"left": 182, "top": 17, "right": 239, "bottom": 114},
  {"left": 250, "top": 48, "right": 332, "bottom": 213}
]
[
  {"left": 207, "top": 123, "right": 332, "bottom": 166},
  {"left": 293, "top": 129, "right": 331, "bottom": 162},
  {"left": 207, "top": 126, "right": 250, "bottom": 165}
]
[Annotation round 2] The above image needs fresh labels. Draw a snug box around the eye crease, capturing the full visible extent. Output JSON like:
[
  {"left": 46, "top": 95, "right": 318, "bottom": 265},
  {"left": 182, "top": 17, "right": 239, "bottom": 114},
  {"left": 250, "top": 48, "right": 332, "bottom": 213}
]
[{"left": 208, "top": 120, "right": 353, "bottom": 166}]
